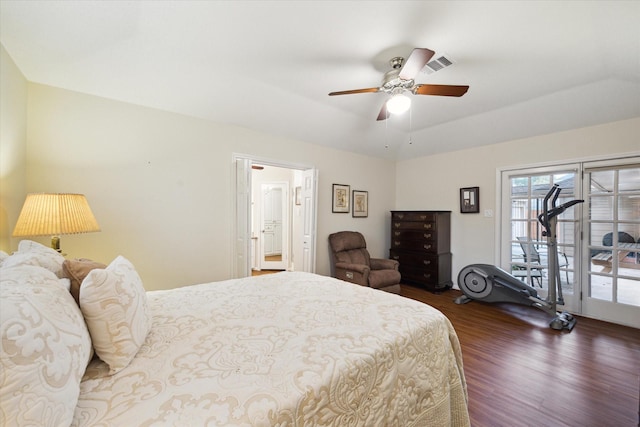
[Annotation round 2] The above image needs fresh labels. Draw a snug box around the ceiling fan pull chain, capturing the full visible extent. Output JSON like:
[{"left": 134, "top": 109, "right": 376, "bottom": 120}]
[
  {"left": 385, "top": 112, "right": 389, "bottom": 149},
  {"left": 408, "top": 107, "right": 413, "bottom": 145}
]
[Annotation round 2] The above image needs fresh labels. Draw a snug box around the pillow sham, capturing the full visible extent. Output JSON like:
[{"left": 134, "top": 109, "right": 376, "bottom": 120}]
[
  {"left": 0, "top": 265, "right": 92, "bottom": 427},
  {"left": 80, "top": 256, "right": 151, "bottom": 374},
  {"left": 2, "top": 239, "right": 65, "bottom": 277},
  {"left": 62, "top": 258, "right": 107, "bottom": 305}
]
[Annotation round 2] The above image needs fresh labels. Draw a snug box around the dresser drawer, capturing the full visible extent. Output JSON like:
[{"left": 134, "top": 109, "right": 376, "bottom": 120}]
[
  {"left": 391, "top": 211, "right": 437, "bottom": 222},
  {"left": 399, "top": 266, "right": 441, "bottom": 286},
  {"left": 391, "top": 221, "right": 435, "bottom": 231},
  {"left": 390, "top": 238, "right": 438, "bottom": 252},
  {"left": 391, "top": 230, "right": 435, "bottom": 241},
  {"left": 389, "top": 249, "right": 438, "bottom": 271}
]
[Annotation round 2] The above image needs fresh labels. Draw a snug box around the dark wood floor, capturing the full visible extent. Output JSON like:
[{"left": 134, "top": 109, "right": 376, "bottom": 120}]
[{"left": 400, "top": 284, "right": 640, "bottom": 427}]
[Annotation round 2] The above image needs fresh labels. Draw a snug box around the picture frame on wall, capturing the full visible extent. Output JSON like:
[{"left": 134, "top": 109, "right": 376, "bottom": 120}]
[
  {"left": 460, "top": 187, "right": 480, "bottom": 213},
  {"left": 352, "top": 190, "right": 368, "bottom": 218},
  {"left": 332, "top": 184, "right": 350, "bottom": 213}
]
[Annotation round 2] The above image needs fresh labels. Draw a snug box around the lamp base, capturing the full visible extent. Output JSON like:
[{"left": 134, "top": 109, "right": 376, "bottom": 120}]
[{"left": 51, "top": 236, "right": 61, "bottom": 253}]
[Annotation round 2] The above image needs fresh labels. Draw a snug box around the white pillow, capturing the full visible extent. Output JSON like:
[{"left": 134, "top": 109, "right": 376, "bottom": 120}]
[
  {"left": 0, "top": 250, "right": 8, "bottom": 267},
  {"left": 2, "top": 240, "right": 65, "bottom": 277},
  {"left": 80, "top": 256, "right": 151, "bottom": 374},
  {"left": 0, "top": 266, "right": 92, "bottom": 427}
]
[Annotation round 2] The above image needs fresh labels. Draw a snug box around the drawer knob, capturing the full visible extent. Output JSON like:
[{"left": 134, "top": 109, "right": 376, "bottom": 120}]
[
  {"left": 394, "top": 223, "right": 400, "bottom": 228},
  {"left": 423, "top": 233, "right": 431, "bottom": 239},
  {"left": 423, "top": 260, "right": 431, "bottom": 265},
  {"left": 392, "top": 256, "right": 399, "bottom": 260},
  {"left": 394, "top": 231, "right": 401, "bottom": 236},
  {"left": 420, "top": 215, "right": 426, "bottom": 220},
  {"left": 397, "top": 214, "right": 404, "bottom": 219},
  {"left": 423, "top": 224, "right": 432, "bottom": 229},
  {"left": 394, "top": 241, "right": 400, "bottom": 246},
  {"left": 423, "top": 244, "right": 432, "bottom": 250},
  {"left": 423, "top": 273, "right": 431, "bottom": 279}
]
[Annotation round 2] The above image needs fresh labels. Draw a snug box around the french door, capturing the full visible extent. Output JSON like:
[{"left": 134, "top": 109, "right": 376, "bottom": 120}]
[
  {"left": 501, "top": 157, "right": 640, "bottom": 328},
  {"left": 502, "top": 166, "right": 582, "bottom": 313},
  {"left": 582, "top": 162, "right": 640, "bottom": 327}
]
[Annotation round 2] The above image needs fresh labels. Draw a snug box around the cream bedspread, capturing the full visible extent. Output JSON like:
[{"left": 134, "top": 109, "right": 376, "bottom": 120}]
[{"left": 72, "top": 272, "right": 469, "bottom": 426}]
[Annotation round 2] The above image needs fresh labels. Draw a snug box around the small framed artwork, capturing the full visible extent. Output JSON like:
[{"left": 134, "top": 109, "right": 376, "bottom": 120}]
[
  {"left": 332, "top": 184, "right": 350, "bottom": 213},
  {"left": 460, "top": 187, "right": 480, "bottom": 213},
  {"left": 352, "top": 190, "right": 368, "bottom": 218},
  {"left": 295, "top": 186, "right": 301, "bottom": 205}
]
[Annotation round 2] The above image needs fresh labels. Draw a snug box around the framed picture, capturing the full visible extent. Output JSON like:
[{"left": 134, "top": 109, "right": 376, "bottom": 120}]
[
  {"left": 352, "top": 190, "right": 368, "bottom": 218},
  {"left": 460, "top": 187, "right": 480, "bottom": 213},
  {"left": 295, "top": 186, "right": 301, "bottom": 205},
  {"left": 332, "top": 184, "right": 350, "bottom": 213}
]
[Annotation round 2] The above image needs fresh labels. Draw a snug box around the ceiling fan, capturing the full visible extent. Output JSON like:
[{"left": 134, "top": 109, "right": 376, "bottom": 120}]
[{"left": 328, "top": 48, "right": 469, "bottom": 121}]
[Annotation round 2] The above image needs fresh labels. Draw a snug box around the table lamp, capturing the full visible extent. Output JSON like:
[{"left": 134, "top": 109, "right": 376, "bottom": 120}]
[{"left": 12, "top": 193, "right": 101, "bottom": 252}]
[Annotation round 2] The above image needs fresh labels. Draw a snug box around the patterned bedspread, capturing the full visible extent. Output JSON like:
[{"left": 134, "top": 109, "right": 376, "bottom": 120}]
[{"left": 72, "top": 272, "right": 469, "bottom": 426}]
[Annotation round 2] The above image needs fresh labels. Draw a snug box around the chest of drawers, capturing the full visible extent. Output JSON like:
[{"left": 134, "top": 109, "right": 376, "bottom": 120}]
[{"left": 389, "top": 210, "right": 452, "bottom": 292}]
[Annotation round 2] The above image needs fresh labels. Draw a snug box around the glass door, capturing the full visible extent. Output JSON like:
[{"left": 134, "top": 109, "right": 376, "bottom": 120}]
[
  {"left": 503, "top": 167, "right": 581, "bottom": 313},
  {"left": 583, "top": 163, "right": 640, "bottom": 328}
]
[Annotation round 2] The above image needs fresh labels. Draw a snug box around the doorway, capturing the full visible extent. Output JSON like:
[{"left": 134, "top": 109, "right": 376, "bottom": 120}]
[
  {"left": 233, "top": 154, "right": 317, "bottom": 279},
  {"left": 255, "top": 179, "right": 289, "bottom": 272}
]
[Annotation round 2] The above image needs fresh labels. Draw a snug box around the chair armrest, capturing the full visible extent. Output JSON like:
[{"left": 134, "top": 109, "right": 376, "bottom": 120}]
[
  {"left": 334, "top": 262, "right": 369, "bottom": 286},
  {"left": 370, "top": 258, "right": 399, "bottom": 271}
]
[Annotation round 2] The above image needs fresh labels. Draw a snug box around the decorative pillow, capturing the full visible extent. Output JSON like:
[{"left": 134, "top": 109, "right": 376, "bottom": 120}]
[
  {"left": 0, "top": 265, "right": 92, "bottom": 427},
  {"left": 80, "top": 256, "right": 151, "bottom": 374},
  {"left": 62, "top": 258, "right": 107, "bottom": 305},
  {"left": 2, "top": 240, "right": 65, "bottom": 277}
]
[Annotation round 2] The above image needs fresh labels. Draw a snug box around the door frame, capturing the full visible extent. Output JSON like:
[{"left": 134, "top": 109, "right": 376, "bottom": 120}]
[{"left": 232, "top": 153, "right": 317, "bottom": 278}]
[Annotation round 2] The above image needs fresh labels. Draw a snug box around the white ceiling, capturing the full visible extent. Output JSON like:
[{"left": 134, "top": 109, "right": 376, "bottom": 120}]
[{"left": 1, "top": 1, "right": 639, "bottom": 160}]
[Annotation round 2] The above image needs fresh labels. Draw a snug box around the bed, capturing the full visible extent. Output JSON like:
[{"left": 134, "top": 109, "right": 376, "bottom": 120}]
[{"left": 1, "top": 241, "right": 470, "bottom": 426}]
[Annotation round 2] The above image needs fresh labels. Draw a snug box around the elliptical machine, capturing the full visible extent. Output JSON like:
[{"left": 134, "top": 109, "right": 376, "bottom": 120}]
[{"left": 456, "top": 184, "right": 583, "bottom": 331}]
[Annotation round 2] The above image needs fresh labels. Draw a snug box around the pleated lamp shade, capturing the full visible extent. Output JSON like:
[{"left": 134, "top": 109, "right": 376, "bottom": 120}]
[{"left": 13, "top": 193, "right": 100, "bottom": 251}]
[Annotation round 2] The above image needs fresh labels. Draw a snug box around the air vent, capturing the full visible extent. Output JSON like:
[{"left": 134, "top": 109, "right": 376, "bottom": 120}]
[{"left": 422, "top": 55, "right": 454, "bottom": 75}]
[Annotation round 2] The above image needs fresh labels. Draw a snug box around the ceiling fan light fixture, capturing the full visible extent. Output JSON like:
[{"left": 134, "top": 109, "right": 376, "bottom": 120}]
[{"left": 386, "top": 92, "right": 411, "bottom": 115}]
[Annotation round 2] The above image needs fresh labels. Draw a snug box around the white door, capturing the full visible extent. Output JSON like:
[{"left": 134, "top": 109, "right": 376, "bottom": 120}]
[
  {"left": 301, "top": 168, "right": 317, "bottom": 273},
  {"left": 260, "top": 182, "right": 288, "bottom": 270},
  {"left": 582, "top": 161, "right": 640, "bottom": 328},
  {"left": 234, "top": 157, "right": 251, "bottom": 278}
]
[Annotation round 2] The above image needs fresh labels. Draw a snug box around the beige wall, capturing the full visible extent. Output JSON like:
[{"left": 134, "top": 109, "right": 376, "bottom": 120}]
[
  {"left": 24, "top": 83, "right": 397, "bottom": 290},
  {"left": 0, "top": 45, "right": 28, "bottom": 252},
  {"left": 4, "top": 46, "right": 638, "bottom": 292},
  {"left": 395, "top": 117, "right": 640, "bottom": 286}
]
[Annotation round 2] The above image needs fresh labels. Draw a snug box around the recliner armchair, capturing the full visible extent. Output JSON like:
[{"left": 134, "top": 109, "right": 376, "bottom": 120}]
[{"left": 328, "top": 231, "right": 401, "bottom": 293}]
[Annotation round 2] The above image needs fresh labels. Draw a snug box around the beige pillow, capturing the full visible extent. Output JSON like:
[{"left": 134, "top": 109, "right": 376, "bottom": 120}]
[
  {"left": 80, "top": 256, "right": 151, "bottom": 374},
  {"left": 62, "top": 258, "right": 107, "bottom": 305},
  {"left": 0, "top": 265, "right": 92, "bottom": 426}
]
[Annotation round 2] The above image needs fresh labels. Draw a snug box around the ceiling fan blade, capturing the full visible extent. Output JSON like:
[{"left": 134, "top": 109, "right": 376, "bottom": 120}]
[
  {"left": 398, "top": 48, "right": 435, "bottom": 80},
  {"left": 328, "top": 87, "right": 380, "bottom": 96},
  {"left": 413, "top": 84, "right": 469, "bottom": 97},
  {"left": 376, "top": 103, "right": 389, "bottom": 121}
]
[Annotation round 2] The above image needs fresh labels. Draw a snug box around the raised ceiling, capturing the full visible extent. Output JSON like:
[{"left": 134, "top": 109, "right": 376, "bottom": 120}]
[{"left": 1, "top": 1, "right": 639, "bottom": 160}]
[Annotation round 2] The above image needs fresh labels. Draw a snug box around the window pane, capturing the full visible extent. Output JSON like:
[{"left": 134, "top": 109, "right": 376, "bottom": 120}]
[
  {"left": 619, "top": 168, "right": 640, "bottom": 192},
  {"left": 590, "top": 170, "right": 614, "bottom": 194},
  {"left": 618, "top": 194, "right": 640, "bottom": 222},
  {"left": 511, "top": 199, "right": 529, "bottom": 220},
  {"left": 590, "top": 275, "right": 612, "bottom": 301},
  {"left": 618, "top": 277, "right": 640, "bottom": 307},
  {"left": 590, "top": 223, "right": 612, "bottom": 246},
  {"left": 590, "top": 195, "right": 613, "bottom": 220}
]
